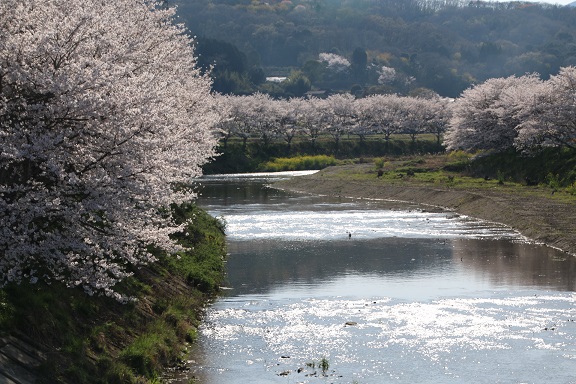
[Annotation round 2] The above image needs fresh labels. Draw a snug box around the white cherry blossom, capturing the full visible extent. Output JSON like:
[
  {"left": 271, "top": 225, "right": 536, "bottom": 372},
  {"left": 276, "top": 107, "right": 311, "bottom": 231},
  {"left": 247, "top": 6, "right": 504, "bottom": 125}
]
[{"left": 0, "top": 0, "right": 221, "bottom": 299}]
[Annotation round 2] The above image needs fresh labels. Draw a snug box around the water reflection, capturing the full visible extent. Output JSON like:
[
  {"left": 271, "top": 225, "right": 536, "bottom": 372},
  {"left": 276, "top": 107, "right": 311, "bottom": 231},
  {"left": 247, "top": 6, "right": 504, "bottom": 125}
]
[
  {"left": 224, "top": 238, "right": 455, "bottom": 298},
  {"left": 223, "top": 238, "right": 576, "bottom": 300},
  {"left": 167, "top": 172, "right": 576, "bottom": 384},
  {"left": 452, "top": 239, "right": 576, "bottom": 292}
]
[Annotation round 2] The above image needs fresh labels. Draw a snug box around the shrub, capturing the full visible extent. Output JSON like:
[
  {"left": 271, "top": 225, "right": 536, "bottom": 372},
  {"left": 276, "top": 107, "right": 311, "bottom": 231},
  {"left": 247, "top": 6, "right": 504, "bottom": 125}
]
[
  {"left": 258, "top": 155, "right": 339, "bottom": 171},
  {"left": 546, "top": 173, "right": 562, "bottom": 190}
]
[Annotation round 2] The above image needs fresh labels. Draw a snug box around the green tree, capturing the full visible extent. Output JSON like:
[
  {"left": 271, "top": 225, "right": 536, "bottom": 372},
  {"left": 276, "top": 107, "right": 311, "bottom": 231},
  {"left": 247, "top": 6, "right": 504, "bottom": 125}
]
[
  {"left": 248, "top": 66, "right": 266, "bottom": 85},
  {"left": 351, "top": 47, "right": 368, "bottom": 83},
  {"left": 302, "top": 60, "right": 326, "bottom": 84},
  {"left": 195, "top": 38, "right": 247, "bottom": 74},
  {"left": 283, "top": 71, "right": 312, "bottom": 97}
]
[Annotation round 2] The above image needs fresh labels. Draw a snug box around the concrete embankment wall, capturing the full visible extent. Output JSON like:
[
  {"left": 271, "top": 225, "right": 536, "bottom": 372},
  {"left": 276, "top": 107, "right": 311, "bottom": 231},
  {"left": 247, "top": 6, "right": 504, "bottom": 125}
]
[{"left": 0, "top": 335, "right": 46, "bottom": 384}]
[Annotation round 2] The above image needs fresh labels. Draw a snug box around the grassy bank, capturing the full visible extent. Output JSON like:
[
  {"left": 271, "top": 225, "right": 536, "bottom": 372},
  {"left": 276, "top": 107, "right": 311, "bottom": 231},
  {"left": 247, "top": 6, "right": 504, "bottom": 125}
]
[
  {"left": 317, "top": 149, "right": 576, "bottom": 198},
  {"left": 203, "top": 135, "right": 444, "bottom": 174},
  {"left": 274, "top": 150, "right": 576, "bottom": 256},
  {"left": 0, "top": 203, "right": 226, "bottom": 383}
]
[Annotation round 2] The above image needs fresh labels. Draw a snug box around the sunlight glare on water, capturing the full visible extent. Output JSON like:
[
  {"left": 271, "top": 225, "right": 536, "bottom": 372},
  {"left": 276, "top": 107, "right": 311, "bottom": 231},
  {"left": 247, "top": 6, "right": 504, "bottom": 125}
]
[
  {"left": 165, "top": 173, "right": 576, "bottom": 384},
  {"left": 219, "top": 208, "right": 520, "bottom": 241},
  {"left": 199, "top": 293, "right": 576, "bottom": 383}
]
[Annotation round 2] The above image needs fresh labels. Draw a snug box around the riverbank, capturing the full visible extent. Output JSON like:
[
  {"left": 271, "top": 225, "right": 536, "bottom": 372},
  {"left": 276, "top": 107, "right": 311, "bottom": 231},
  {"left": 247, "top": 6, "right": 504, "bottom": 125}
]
[
  {"left": 0, "top": 204, "right": 226, "bottom": 384},
  {"left": 274, "top": 163, "right": 576, "bottom": 256}
]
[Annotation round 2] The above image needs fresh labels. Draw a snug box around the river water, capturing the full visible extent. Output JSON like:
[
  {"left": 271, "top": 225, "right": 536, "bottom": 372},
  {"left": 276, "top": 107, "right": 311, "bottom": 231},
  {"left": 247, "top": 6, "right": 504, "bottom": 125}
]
[{"left": 168, "top": 172, "right": 576, "bottom": 384}]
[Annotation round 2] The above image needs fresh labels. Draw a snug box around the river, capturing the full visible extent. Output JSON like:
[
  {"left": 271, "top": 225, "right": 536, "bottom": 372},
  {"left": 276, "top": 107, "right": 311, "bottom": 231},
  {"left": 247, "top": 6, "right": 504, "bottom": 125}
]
[{"left": 167, "top": 171, "right": 576, "bottom": 384}]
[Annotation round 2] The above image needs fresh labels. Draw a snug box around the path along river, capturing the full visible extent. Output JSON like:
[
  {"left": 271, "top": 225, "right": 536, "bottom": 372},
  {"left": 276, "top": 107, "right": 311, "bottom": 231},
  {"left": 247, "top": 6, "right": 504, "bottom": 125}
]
[{"left": 167, "top": 171, "right": 576, "bottom": 384}]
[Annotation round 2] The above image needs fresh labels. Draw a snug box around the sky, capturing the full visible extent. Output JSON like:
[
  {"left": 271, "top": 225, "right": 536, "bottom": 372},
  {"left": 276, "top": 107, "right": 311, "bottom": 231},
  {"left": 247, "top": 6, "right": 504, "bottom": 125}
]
[{"left": 527, "top": 0, "right": 575, "bottom": 4}]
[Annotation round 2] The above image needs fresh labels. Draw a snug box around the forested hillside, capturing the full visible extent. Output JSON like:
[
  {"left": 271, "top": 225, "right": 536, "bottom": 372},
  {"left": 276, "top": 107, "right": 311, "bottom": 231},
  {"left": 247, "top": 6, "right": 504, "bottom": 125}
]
[{"left": 174, "top": 0, "right": 576, "bottom": 97}]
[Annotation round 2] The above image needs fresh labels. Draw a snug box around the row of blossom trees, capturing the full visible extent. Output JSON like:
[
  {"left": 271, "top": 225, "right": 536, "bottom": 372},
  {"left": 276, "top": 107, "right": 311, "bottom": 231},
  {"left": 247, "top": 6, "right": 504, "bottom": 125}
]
[
  {"left": 216, "top": 93, "right": 451, "bottom": 150},
  {"left": 217, "top": 66, "right": 576, "bottom": 155},
  {"left": 445, "top": 68, "right": 576, "bottom": 152}
]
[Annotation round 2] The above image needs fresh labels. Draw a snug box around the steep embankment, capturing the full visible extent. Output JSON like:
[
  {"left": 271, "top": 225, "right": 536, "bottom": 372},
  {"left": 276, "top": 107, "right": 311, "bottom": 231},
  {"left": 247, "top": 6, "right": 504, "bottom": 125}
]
[
  {"left": 0, "top": 204, "right": 227, "bottom": 384},
  {"left": 274, "top": 164, "right": 576, "bottom": 256}
]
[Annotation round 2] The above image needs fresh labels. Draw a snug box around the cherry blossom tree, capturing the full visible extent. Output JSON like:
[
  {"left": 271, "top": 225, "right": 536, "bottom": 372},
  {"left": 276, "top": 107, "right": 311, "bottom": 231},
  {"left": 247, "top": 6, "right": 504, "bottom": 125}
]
[
  {"left": 515, "top": 67, "right": 576, "bottom": 151},
  {"left": 378, "top": 66, "right": 397, "bottom": 85},
  {"left": 276, "top": 98, "right": 303, "bottom": 151},
  {"left": 352, "top": 97, "right": 378, "bottom": 142},
  {"left": 0, "top": 0, "right": 222, "bottom": 299},
  {"left": 444, "top": 75, "right": 539, "bottom": 152},
  {"left": 245, "top": 93, "right": 279, "bottom": 147},
  {"left": 296, "top": 97, "right": 326, "bottom": 151},
  {"left": 398, "top": 96, "right": 452, "bottom": 145},
  {"left": 227, "top": 95, "right": 254, "bottom": 150},
  {"left": 213, "top": 95, "right": 237, "bottom": 149},
  {"left": 397, "top": 97, "right": 428, "bottom": 143},
  {"left": 212, "top": 91, "right": 456, "bottom": 156},
  {"left": 422, "top": 97, "right": 452, "bottom": 145},
  {"left": 323, "top": 93, "right": 357, "bottom": 150},
  {"left": 358, "top": 94, "right": 404, "bottom": 147},
  {"left": 319, "top": 53, "right": 351, "bottom": 74}
]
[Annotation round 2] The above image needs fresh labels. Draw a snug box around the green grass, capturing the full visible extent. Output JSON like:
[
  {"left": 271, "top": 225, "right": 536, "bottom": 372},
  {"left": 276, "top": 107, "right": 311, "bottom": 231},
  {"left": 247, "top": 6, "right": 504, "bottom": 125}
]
[
  {"left": 119, "top": 320, "right": 178, "bottom": 377},
  {"left": 258, "top": 155, "right": 341, "bottom": 171},
  {"left": 467, "top": 148, "right": 576, "bottom": 188},
  {"left": 164, "top": 203, "right": 227, "bottom": 293},
  {"left": 0, "top": 203, "right": 227, "bottom": 384},
  {"left": 343, "top": 150, "right": 576, "bottom": 202}
]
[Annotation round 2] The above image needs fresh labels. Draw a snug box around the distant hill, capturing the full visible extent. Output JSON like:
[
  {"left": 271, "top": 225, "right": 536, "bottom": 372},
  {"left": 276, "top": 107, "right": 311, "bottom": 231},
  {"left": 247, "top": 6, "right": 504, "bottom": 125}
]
[{"left": 175, "top": 0, "right": 576, "bottom": 97}]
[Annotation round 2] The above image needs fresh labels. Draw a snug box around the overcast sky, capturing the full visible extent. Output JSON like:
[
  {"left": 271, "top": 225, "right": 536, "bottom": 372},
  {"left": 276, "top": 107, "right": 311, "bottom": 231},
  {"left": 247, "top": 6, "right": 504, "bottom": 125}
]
[{"left": 527, "top": 0, "right": 574, "bottom": 4}]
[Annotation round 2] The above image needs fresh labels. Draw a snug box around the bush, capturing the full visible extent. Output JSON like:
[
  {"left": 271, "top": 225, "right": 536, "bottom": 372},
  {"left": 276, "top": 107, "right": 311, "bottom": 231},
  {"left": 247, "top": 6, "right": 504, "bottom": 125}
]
[
  {"left": 466, "top": 148, "right": 576, "bottom": 186},
  {"left": 374, "top": 157, "right": 385, "bottom": 169},
  {"left": 258, "top": 155, "right": 340, "bottom": 171},
  {"left": 443, "top": 150, "right": 472, "bottom": 172}
]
